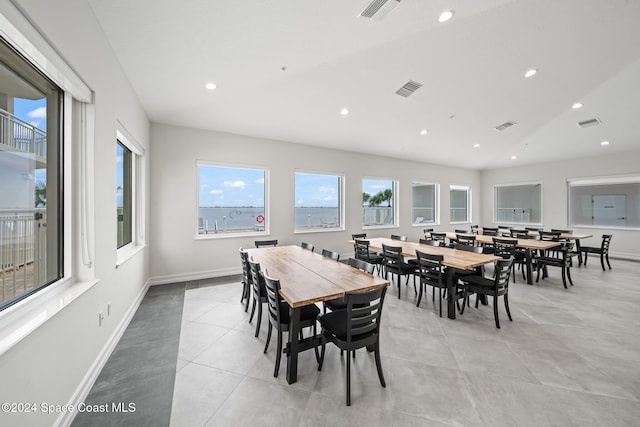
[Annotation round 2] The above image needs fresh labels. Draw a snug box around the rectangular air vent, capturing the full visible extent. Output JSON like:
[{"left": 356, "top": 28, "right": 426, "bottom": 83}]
[
  {"left": 395, "top": 80, "right": 422, "bottom": 98},
  {"left": 359, "top": 0, "right": 402, "bottom": 20},
  {"left": 577, "top": 117, "right": 601, "bottom": 128},
  {"left": 494, "top": 121, "right": 516, "bottom": 131}
]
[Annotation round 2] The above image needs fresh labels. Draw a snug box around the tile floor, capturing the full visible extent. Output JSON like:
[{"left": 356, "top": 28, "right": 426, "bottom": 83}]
[{"left": 169, "top": 259, "right": 640, "bottom": 427}]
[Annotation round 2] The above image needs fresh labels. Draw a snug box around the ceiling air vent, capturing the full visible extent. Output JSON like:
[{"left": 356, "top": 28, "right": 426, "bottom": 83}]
[
  {"left": 494, "top": 121, "right": 516, "bottom": 132},
  {"left": 359, "top": 0, "right": 402, "bottom": 20},
  {"left": 396, "top": 80, "right": 422, "bottom": 98},
  {"left": 577, "top": 117, "right": 601, "bottom": 128}
]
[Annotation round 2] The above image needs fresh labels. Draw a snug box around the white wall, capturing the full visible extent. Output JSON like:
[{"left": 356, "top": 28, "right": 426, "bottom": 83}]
[
  {"left": 0, "top": 1, "right": 150, "bottom": 426},
  {"left": 480, "top": 150, "right": 640, "bottom": 260},
  {"left": 149, "top": 123, "right": 482, "bottom": 282}
]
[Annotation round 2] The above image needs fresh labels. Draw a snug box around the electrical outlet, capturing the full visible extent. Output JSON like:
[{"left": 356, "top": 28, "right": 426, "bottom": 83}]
[{"left": 98, "top": 311, "right": 105, "bottom": 327}]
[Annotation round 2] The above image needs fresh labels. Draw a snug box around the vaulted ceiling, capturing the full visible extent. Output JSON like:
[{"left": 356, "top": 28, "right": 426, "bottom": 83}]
[{"left": 88, "top": 0, "right": 640, "bottom": 169}]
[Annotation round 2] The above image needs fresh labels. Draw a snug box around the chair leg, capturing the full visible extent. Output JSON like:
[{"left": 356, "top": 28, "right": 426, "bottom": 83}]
[
  {"left": 460, "top": 288, "right": 467, "bottom": 315},
  {"left": 493, "top": 295, "right": 500, "bottom": 329},
  {"left": 346, "top": 350, "right": 352, "bottom": 406},
  {"left": 249, "top": 298, "right": 256, "bottom": 323},
  {"left": 536, "top": 264, "right": 542, "bottom": 283},
  {"left": 606, "top": 253, "right": 612, "bottom": 270},
  {"left": 274, "top": 329, "right": 283, "bottom": 377},
  {"left": 561, "top": 266, "right": 568, "bottom": 289},
  {"left": 567, "top": 266, "right": 574, "bottom": 286},
  {"left": 374, "top": 341, "right": 386, "bottom": 388},
  {"left": 317, "top": 336, "right": 326, "bottom": 371},
  {"left": 313, "top": 323, "right": 320, "bottom": 363},
  {"left": 255, "top": 301, "right": 262, "bottom": 337},
  {"left": 244, "top": 288, "right": 250, "bottom": 312},
  {"left": 264, "top": 321, "right": 272, "bottom": 353},
  {"left": 583, "top": 252, "right": 588, "bottom": 266},
  {"left": 600, "top": 253, "right": 606, "bottom": 271},
  {"left": 416, "top": 281, "right": 423, "bottom": 307},
  {"left": 438, "top": 287, "right": 442, "bottom": 317},
  {"left": 504, "top": 293, "right": 512, "bottom": 321}
]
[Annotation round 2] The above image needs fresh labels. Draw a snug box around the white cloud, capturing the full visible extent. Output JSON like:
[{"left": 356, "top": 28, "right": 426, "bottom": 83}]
[
  {"left": 27, "top": 107, "right": 47, "bottom": 119},
  {"left": 29, "top": 121, "right": 41, "bottom": 128},
  {"left": 209, "top": 189, "right": 223, "bottom": 194},
  {"left": 296, "top": 199, "right": 304, "bottom": 205},
  {"left": 371, "top": 184, "right": 387, "bottom": 190},
  {"left": 255, "top": 178, "right": 264, "bottom": 184},
  {"left": 317, "top": 186, "right": 335, "bottom": 193},
  {"left": 224, "top": 180, "right": 245, "bottom": 189}
]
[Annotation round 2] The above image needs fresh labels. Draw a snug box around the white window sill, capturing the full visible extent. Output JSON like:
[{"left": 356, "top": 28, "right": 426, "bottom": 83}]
[
  {"left": 294, "top": 227, "right": 345, "bottom": 234},
  {"left": 0, "top": 277, "right": 99, "bottom": 357},
  {"left": 195, "top": 231, "right": 269, "bottom": 240},
  {"left": 363, "top": 225, "right": 399, "bottom": 230},
  {"left": 116, "top": 243, "right": 146, "bottom": 267}
]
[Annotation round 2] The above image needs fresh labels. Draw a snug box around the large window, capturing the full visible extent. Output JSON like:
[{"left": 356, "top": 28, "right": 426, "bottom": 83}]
[
  {"left": 197, "top": 163, "right": 268, "bottom": 236},
  {"left": 0, "top": 38, "right": 62, "bottom": 309},
  {"left": 450, "top": 185, "right": 470, "bottom": 223},
  {"left": 362, "top": 178, "right": 397, "bottom": 227},
  {"left": 412, "top": 182, "right": 438, "bottom": 225},
  {"left": 495, "top": 183, "right": 542, "bottom": 224},
  {"left": 116, "top": 140, "right": 132, "bottom": 248},
  {"left": 568, "top": 176, "right": 640, "bottom": 228},
  {"left": 294, "top": 171, "right": 343, "bottom": 232}
]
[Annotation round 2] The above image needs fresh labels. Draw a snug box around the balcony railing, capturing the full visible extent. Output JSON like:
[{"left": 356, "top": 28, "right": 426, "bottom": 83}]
[
  {"left": 0, "top": 107, "right": 47, "bottom": 159},
  {"left": 1, "top": 209, "right": 47, "bottom": 307}
]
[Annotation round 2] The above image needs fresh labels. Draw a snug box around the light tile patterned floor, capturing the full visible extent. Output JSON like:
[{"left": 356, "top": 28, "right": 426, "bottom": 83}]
[{"left": 170, "top": 259, "right": 640, "bottom": 427}]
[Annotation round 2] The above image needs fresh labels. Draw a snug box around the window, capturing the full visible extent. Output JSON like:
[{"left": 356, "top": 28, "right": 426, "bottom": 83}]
[
  {"left": 495, "top": 183, "right": 542, "bottom": 224},
  {"left": 197, "top": 163, "right": 268, "bottom": 236},
  {"left": 0, "top": 37, "right": 63, "bottom": 309},
  {"left": 568, "top": 176, "right": 640, "bottom": 229},
  {"left": 362, "top": 178, "right": 397, "bottom": 227},
  {"left": 412, "top": 182, "right": 438, "bottom": 225},
  {"left": 294, "top": 171, "right": 343, "bottom": 232},
  {"left": 116, "top": 140, "right": 132, "bottom": 248},
  {"left": 450, "top": 185, "right": 471, "bottom": 223}
]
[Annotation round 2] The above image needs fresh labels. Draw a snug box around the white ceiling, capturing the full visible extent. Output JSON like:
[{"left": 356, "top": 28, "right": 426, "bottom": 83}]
[{"left": 88, "top": 0, "right": 640, "bottom": 170}]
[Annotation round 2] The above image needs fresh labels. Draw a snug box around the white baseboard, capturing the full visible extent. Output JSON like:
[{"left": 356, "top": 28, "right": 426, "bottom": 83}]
[
  {"left": 148, "top": 267, "right": 241, "bottom": 286},
  {"left": 56, "top": 280, "right": 150, "bottom": 427}
]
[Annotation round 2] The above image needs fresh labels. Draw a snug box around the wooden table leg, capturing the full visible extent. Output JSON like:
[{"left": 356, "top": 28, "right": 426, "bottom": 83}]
[
  {"left": 525, "top": 248, "right": 534, "bottom": 285},
  {"left": 286, "top": 306, "right": 300, "bottom": 384}
]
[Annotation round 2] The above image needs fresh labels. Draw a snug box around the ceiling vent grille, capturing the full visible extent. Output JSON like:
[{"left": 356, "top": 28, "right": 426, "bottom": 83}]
[
  {"left": 577, "top": 117, "right": 601, "bottom": 128},
  {"left": 395, "top": 80, "right": 422, "bottom": 98},
  {"left": 359, "top": 0, "right": 402, "bottom": 20},
  {"left": 494, "top": 121, "right": 516, "bottom": 131}
]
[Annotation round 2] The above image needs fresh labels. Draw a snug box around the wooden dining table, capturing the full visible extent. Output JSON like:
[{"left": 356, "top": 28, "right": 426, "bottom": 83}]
[
  {"left": 360, "top": 238, "right": 500, "bottom": 320},
  {"left": 246, "top": 245, "right": 388, "bottom": 384}
]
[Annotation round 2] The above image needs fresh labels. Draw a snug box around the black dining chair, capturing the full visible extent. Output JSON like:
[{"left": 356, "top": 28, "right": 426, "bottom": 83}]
[
  {"left": 262, "top": 271, "right": 320, "bottom": 378},
  {"left": 301, "top": 241, "right": 315, "bottom": 252},
  {"left": 430, "top": 232, "right": 448, "bottom": 246},
  {"left": 324, "top": 258, "right": 374, "bottom": 313},
  {"left": 492, "top": 237, "right": 526, "bottom": 282},
  {"left": 248, "top": 259, "right": 268, "bottom": 338},
  {"left": 536, "top": 241, "right": 576, "bottom": 288},
  {"left": 239, "top": 247, "right": 252, "bottom": 312},
  {"left": 423, "top": 228, "right": 434, "bottom": 239},
  {"left": 317, "top": 285, "right": 388, "bottom": 406},
  {"left": 415, "top": 250, "right": 446, "bottom": 315},
  {"left": 390, "top": 234, "right": 408, "bottom": 241},
  {"left": 460, "top": 257, "right": 514, "bottom": 329},
  {"left": 354, "top": 239, "right": 383, "bottom": 274},
  {"left": 255, "top": 239, "right": 278, "bottom": 248},
  {"left": 419, "top": 238, "right": 441, "bottom": 247},
  {"left": 381, "top": 243, "right": 416, "bottom": 299},
  {"left": 581, "top": 234, "right": 613, "bottom": 271},
  {"left": 321, "top": 248, "right": 340, "bottom": 261}
]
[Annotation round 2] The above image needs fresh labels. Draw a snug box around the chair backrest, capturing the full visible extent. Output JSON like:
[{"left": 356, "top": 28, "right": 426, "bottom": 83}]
[
  {"left": 390, "top": 234, "right": 408, "bottom": 241},
  {"left": 454, "top": 243, "right": 483, "bottom": 253},
  {"left": 601, "top": 234, "right": 613, "bottom": 252},
  {"left": 352, "top": 233, "right": 367, "bottom": 240},
  {"left": 551, "top": 229, "right": 573, "bottom": 234},
  {"left": 255, "top": 239, "right": 278, "bottom": 248},
  {"left": 239, "top": 247, "right": 251, "bottom": 286},
  {"left": 322, "top": 249, "right": 340, "bottom": 261},
  {"left": 419, "top": 238, "right": 441, "bottom": 247},
  {"left": 482, "top": 226, "right": 499, "bottom": 236},
  {"left": 492, "top": 237, "right": 517, "bottom": 259},
  {"left": 301, "top": 241, "right": 315, "bottom": 252},
  {"left": 262, "top": 270, "right": 283, "bottom": 325},
  {"left": 248, "top": 259, "right": 265, "bottom": 298},
  {"left": 415, "top": 250, "right": 444, "bottom": 288},
  {"left": 347, "top": 257, "right": 374, "bottom": 274},
  {"left": 470, "top": 225, "right": 479, "bottom": 234},
  {"left": 454, "top": 229, "right": 470, "bottom": 234},
  {"left": 539, "top": 231, "right": 561, "bottom": 241},
  {"left": 423, "top": 228, "right": 434, "bottom": 238},
  {"left": 354, "top": 239, "right": 374, "bottom": 261},
  {"left": 430, "top": 232, "right": 447, "bottom": 242},
  {"left": 344, "top": 285, "right": 387, "bottom": 344},
  {"left": 456, "top": 233, "right": 476, "bottom": 246},
  {"left": 493, "top": 257, "right": 514, "bottom": 292},
  {"left": 381, "top": 244, "right": 404, "bottom": 270},
  {"left": 526, "top": 227, "right": 544, "bottom": 232}
]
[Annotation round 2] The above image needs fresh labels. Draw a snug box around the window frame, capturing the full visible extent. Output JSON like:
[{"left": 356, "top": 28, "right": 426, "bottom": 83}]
[
  {"left": 494, "top": 181, "right": 543, "bottom": 226},
  {"left": 362, "top": 176, "right": 399, "bottom": 230},
  {"left": 196, "top": 161, "right": 270, "bottom": 239},
  {"left": 411, "top": 181, "right": 439, "bottom": 226},
  {"left": 567, "top": 175, "right": 640, "bottom": 230},
  {"left": 293, "top": 169, "right": 345, "bottom": 234},
  {"left": 449, "top": 185, "right": 471, "bottom": 224}
]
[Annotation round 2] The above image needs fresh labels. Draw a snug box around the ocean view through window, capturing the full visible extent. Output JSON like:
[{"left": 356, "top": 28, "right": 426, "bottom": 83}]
[
  {"left": 294, "top": 171, "right": 343, "bottom": 232},
  {"left": 362, "top": 177, "right": 397, "bottom": 227},
  {"left": 197, "top": 163, "right": 267, "bottom": 236}
]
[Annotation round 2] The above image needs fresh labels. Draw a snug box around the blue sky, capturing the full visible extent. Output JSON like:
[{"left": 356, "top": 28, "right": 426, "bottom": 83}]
[
  {"left": 362, "top": 178, "right": 393, "bottom": 205},
  {"left": 14, "top": 97, "right": 47, "bottom": 184},
  {"left": 295, "top": 173, "right": 339, "bottom": 208},
  {"left": 199, "top": 165, "right": 265, "bottom": 207}
]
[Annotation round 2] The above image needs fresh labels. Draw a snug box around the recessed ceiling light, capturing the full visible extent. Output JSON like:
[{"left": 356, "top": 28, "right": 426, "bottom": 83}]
[
  {"left": 420, "top": 129, "right": 428, "bottom": 135},
  {"left": 511, "top": 155, "right": 517, "bottom": 160},
  {"left": 600, "top": 140, "right": 610, "bottom": 146},
  {"left": 340, "top": 108, "right": 349, "bottom": 116},
  {"left": 438, "top": 10, "right": 454, "bottom": 23},
  {"left": 572, "top": 102, "right": 583, "bottom": 109},
  {"left": 205, "top": 82, "right": 217, "bottom": 90},
  {"left": 524, "top": 68, "right": 538, "bottom": 78},
  {"left": 473, "top": 143, "right": 480, "bottom": 148}
]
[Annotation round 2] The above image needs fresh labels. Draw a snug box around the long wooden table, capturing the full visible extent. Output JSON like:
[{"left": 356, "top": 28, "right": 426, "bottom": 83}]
[
  {"left": 246, "top": 245, "right": 388, "bottom": 384},
  {"left": 362, "top": 238, "right": 500, "bottom": 320}
]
